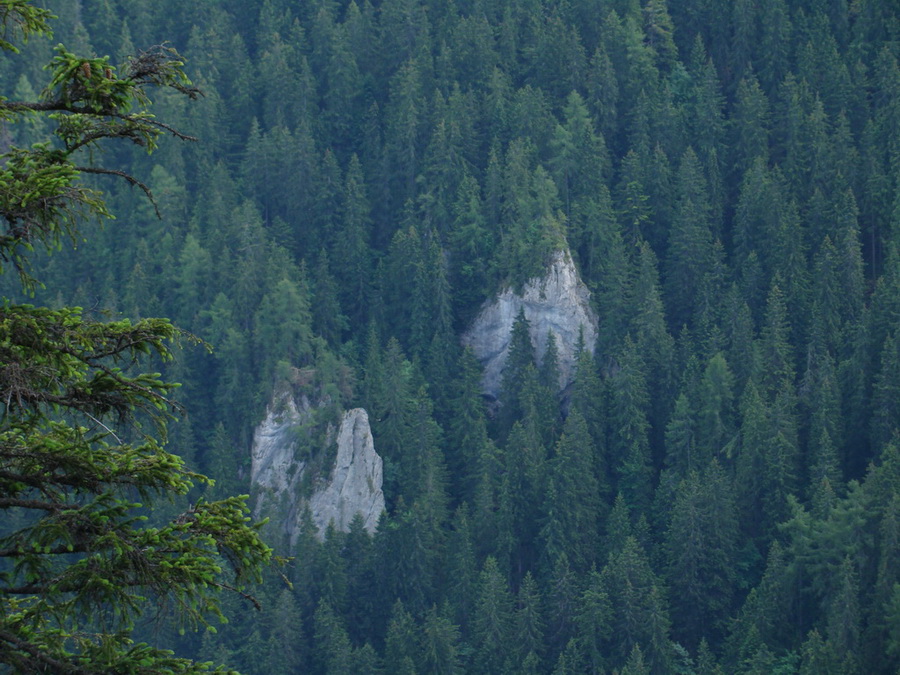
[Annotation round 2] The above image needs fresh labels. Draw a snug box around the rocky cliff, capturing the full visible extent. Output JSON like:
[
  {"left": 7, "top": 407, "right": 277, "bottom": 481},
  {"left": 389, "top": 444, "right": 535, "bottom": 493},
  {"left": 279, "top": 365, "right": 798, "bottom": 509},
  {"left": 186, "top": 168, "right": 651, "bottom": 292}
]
[
  {"left": 251, "top": 393, "right": 384, "bottom": 544},
  {"left": 307, "top": 408, "right": 384, "bottom": 535},
  {"left": 461, "top": 249, "right": 598, "bottom": 399}
]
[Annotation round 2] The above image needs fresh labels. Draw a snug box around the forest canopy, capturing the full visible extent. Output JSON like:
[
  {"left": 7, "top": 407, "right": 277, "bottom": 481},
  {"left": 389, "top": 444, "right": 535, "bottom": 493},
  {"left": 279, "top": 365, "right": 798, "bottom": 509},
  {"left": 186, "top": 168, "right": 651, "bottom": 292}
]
[{"left": 1, "top": 0, "right": 900, "bottom": 673}]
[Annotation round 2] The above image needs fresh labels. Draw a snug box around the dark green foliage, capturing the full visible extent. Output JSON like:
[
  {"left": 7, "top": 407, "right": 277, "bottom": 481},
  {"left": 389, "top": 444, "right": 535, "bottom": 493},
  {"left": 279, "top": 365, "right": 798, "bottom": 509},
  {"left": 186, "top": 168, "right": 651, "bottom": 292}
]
[
  {"left": 664, "top": 460, "right": 738, "bottom": 648},
  {"left": 446, "top": 348, "right": 492, "bottom": 502},
  {"left": 419, "top": 605, "right": 463, "bottom": 675},
  {"left": 575, "top": 567, "right": 613, "bottom": 675},
  {"left": 0, "top": 5, "right": 278, "bottom": 673},
  {"left": 539, "top": 409, "right": 600, "bottom": 572},
  {"left": 497, "top": 307, "right": 535, "bottom": 435},
  {"left": 664, "top": 147, "right": 716, "bottom": 328},
  {"left": 384, "top": 600, "right": 420, "bottom": 675},
  {"left": 696, "top": 352, "right": 736, "bottom": 463},
  {"left": 512, "top": 572, "right": 546, "bottom": 669},
  {"left": 9, "top": 0, "right": 900, "bottom": 670},
  {"left": 313, "top": 600, "right": 354, "bottom": 674},
  {"left": 600, "top": 537, "right": 672, "bottom": 672},
  {"left": 609, "top": 337, "right": 654, "bottom": 512},
  {"left": 471, "top": 556, "right": 515, "bottom": 674}
]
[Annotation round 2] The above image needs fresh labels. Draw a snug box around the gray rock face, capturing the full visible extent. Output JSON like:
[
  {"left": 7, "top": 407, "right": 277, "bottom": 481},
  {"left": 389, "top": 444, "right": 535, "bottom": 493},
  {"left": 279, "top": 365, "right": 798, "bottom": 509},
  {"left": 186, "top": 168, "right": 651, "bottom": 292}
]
[
  {"left": 251, "top": 393, "right": 384, "bottom": 543},
  {"left": 461, "top": 249, "right": 598, "bottom": 399},
  {"left": 308, "top": 409, "right": 384, "bottom": 536},
  {"left": 250, "top": 392, "right": 309, "bottom": 496}
]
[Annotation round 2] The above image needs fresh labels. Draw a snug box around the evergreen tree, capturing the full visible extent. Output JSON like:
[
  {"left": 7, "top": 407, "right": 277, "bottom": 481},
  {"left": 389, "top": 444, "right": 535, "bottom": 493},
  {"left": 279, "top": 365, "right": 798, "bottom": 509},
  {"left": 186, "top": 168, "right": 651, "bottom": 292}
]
[
  {"left": 0, "top": 9, "right": 272, "bottom": 672},
  {"left": 549, "top": 90, "right": 609, "bottom": 219},
  {"left": 317, "top": 524, "right": 349, "bottom": 614},
  {"left": 798, "top": 629, "right": 839, "bottom": 675},
  {"left": 629, "top": 239, "right": 677, "bottom": 437},
  {"left": 665, "top": 147, "right": 715, "bottom": 328},
  {"left": 539, "top": 408, "right": 601, "bottom": 572},
  {"left": 664, "top": 391, "right": 697, "bottom": 477},
  {"left": 312, "top": 248, "right": 349, "bottom": 345},
  {"left": 543, "top": 552, "right": 580, "bottom": 658},
  {"left": 609, "top": 337, "right": 654, "bottom": 513},
  {"left": 419, "top": 605, "right": 463, "bottom": 675},
  {"left": 373, "top": 505, "right": 434, "bottom": 618},
  {"left": 616, "top": 149, "right": 653, "bottom": 247},
  {"left": 502, "top": 414, "right": 547, "bottom": 578},
  {"left": 696, "top": 352, "right": 736, "bottom": 463},
  {"left": 643, "top": 0, "right": 678, "bottom": 70},
  {"left": 593, "top": 186, "right": 632, "bottom": 358},
  {"left": 729, "top": 72, "right": 770, "bottom": 185},
  {"left": 343, "top": 513, "right": 378, "bottom": 645},
  {"left": 758, "top": 279, "right": 796, "bottom": 396},
  {"left": 334, "top": 153, "right": 373, "bottom": 328},
  {"left": 826, "top": 556, "right": 861, "bottom": 671},
  {"left": 664, "top": 460, "right": 738, "bottom": 648},
  {"left": 449, "top": 170, "right": 493, "bottom": 317},
  {"left": 253, "top": 275, "right": 315, "bottom": 386},
  {"left": 513, "top": 572, "right": 547, "bottom": 670},
  {"left": 576, "top": 567, "right": 613, "bottom": 675},
  {"left": 471, "top": 556, "right": 515, "bottom": 675},
  {"left": 872, "top": 331, "right": 900, "bottom": 452},
  {"left": 442, "top": 505, "right": 478, "bottom": 633},
  {"left": 600, "top": 537, "right": 672, "bottom": 672},
  {"left": 498, "top": 307, "right": 536, "bottom": 437},
  {"left": 446, "top": 348, "right": 493, "bottom": 503},
  {"left": 384, "top": 600, "right": 421, "bottom": 675},
  {"left": 620, "top": 644, "right": 651, "bottom": 675},
  {"left": 313, "top": 600, "right": 355, "bottom": 675}
]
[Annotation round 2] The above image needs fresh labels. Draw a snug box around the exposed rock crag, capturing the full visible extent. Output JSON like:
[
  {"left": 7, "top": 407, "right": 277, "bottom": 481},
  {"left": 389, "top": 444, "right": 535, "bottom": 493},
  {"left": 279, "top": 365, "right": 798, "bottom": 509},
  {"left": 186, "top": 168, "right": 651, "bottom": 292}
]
[
  {"left": 251, "top": 393, "right": 384, "bottom": 544},
  {"left": 461, "top": 250, "right": 598, "bottom": 399},
  {"left": 250, "top": 392, "right": 309, "bottom": 496},
  {"left": 308, "top": 408, "right": 383, "bottom": 536}
]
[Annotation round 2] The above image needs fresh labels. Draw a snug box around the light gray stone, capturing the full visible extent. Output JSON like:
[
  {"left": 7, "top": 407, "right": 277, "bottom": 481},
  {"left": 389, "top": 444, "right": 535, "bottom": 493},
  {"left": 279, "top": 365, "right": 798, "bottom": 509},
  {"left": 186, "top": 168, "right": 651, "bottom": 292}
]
[
  {"left": 461, "top": 249, "right": 598, "bottom": 399},
  {"left": 251, "top": 393, "right": 384, "bottom": 543},
  {"left": 308, "top": 409, "right": 384, "bottom": 536},
  {"left": 250, "top": 391, "right": 310, "bottom": 495}
]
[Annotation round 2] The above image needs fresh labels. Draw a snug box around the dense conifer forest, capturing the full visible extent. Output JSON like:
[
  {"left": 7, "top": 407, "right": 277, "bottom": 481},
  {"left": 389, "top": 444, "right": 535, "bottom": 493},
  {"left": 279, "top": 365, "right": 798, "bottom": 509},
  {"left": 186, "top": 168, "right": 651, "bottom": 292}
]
[{"left": 3, "top": 0, "right": 900, "bottom": 672}]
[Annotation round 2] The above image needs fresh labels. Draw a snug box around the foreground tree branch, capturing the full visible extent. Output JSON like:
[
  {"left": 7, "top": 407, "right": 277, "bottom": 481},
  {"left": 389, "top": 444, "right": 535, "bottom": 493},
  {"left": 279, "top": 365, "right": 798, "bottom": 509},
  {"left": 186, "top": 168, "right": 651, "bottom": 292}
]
[{"left": 0, "top": 3, "right": 272, "bottom": 673}]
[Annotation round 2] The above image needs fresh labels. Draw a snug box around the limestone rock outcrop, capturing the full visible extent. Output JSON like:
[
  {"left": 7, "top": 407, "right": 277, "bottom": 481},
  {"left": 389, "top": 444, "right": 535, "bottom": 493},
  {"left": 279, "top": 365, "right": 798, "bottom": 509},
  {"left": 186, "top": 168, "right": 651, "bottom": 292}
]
[
  {"left": 250, "top": 392, "right": 309, "bottom": 497},
  {"left": 461, "top": 249, "right": 598, "bottom": 399},
  {"left": 251, "top": 393, "right": 384, "bottom": 544},
  {"left": 307, "top": 408, "right": 383, "bottom": 535}
]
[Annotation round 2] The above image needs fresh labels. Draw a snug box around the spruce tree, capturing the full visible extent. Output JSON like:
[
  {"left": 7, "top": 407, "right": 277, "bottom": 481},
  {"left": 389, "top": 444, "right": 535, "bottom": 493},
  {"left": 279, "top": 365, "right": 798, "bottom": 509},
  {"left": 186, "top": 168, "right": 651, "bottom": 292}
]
[
  {"left": 0, "top": 7, "right": 272, "bottom": 672},
  {"left": 576, "top": 568, "right": 613, "bottom": 675},
  {"left": 471, "top": 556, "right": 515, "bottom": 675},
  {"left": 664, "top": 460, "right": 738, "bottom": 648},
  {"left": 419, "top": 605, "right": 463, "bottom": 675},
  {"left": 498, "top": 307, "right": 536, "bottom": 437},
  {"left": 539, "top": 408, "right": 601, "bottom": 572}
]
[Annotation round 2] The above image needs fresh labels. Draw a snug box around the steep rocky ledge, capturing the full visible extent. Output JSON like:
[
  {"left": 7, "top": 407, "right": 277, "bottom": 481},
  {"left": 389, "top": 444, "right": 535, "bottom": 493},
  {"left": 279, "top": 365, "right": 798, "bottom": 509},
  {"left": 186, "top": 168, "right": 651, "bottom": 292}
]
[
  {"left": 461, "top": 250, "right": 598, "bottom": 399},
  {"left": 251, "top": 393, "right": 384, "bottom": 544}
]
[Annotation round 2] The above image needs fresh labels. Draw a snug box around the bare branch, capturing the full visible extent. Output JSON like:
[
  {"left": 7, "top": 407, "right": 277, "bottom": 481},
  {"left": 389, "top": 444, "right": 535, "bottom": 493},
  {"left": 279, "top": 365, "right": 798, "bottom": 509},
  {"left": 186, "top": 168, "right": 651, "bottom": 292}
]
[
  {"left": 81, "top": 411, "right": 122, "bottom": 444},
  {"left": 212, "top": 582, "right": 263, "bottom": 612},
  {"left": 75, "top": 167, "right": 159, "bottom": 218},
  {"left": 0, "top": 497, "right": 62, "bottom": 511},
  {"left": 0, "top": 630, "right": 92, "bottom": 675}
]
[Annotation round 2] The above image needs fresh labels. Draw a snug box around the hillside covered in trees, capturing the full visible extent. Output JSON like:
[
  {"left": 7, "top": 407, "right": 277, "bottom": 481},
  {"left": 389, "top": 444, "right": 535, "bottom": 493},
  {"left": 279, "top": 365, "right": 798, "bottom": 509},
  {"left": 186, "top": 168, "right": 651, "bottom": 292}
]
[{"left": 2, "top": 0, "right": 900, "bottom": 672}]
